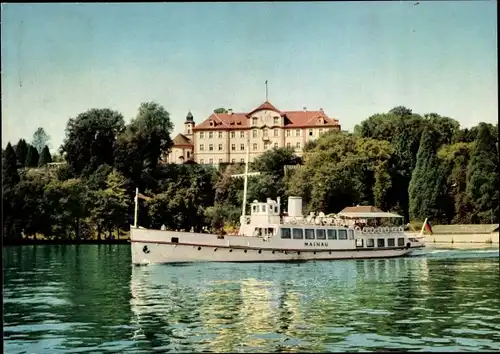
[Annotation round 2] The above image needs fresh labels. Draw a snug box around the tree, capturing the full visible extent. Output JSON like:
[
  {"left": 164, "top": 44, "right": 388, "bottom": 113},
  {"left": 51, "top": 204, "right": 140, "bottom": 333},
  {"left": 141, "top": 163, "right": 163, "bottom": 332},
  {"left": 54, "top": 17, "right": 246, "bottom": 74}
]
[
  {"left": 38, "top": 145, "right": 52, "bottom": 166},
  {"left": 32, "top": 127, "right": 50, "bottom": 153},
  {"left": 2, "top": 142, "right": 20, "bottom": 188},
  {"left": 25, "top": 145, "right": 40, "bottom": 168},
  {"left": 408, "top": 128, "right": 448, "bottom": 222},
  {"left": 214, "top": 108, "right": 228, "bottom": 114},
  {"left": 61, "top": 108, "right": 125, "bottom": 176},
  {"left": 15, "top": 139, "right": 29, "bottom": 168},
  {"left": 466, "top": 123, "right": 499, "bottom": 223},
  {"left": 114, "top": 102, "right": 173, "bottom": 186}
]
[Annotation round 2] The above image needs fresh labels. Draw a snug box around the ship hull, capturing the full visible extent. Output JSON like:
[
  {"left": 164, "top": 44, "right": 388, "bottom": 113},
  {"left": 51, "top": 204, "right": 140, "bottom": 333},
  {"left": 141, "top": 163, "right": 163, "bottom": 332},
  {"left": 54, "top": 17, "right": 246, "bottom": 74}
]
[{"left": 130, "top": 228, "right": 422, "bottom": 265}]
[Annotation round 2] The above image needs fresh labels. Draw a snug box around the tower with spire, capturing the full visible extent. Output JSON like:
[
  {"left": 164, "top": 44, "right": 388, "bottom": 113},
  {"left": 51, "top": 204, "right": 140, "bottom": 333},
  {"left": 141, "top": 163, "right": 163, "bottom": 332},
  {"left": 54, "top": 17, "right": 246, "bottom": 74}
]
[{"left": 184, "top": 111, "right": 195, "bottom": 139}]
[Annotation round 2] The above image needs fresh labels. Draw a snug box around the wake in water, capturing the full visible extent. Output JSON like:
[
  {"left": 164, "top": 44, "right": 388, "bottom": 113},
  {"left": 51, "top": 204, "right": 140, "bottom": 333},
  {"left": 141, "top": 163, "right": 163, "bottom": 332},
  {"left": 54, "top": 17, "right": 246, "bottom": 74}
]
[{"left": 410, "top": 247, "right": 499, "bottom": 260}]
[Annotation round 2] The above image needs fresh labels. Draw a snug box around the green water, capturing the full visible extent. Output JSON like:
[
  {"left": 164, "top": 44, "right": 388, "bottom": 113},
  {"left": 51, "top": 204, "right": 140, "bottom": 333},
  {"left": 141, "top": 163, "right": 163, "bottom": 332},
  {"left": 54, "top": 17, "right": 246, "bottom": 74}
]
[{"left": 3, "top": 245, "right": 500, "bottom": 353}]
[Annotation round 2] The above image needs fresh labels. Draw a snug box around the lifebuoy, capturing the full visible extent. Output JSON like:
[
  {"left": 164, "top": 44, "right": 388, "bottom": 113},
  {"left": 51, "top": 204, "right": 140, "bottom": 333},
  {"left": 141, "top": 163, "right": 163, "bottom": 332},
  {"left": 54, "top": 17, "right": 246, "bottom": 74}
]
[
  {"left": 376, "top": 227, "right": 383, "bottom": 233},
  {"left": 384, "top": 227, "right": 390, "bottom": 233},
  {"left": 369, "top": 227, "right": 375, "bottom": 233},
  {"left": 391, "top": 227, "right": 397, "bottom": 233},
  {"left": 398, "top": 226, "right": 404, "bottom": 232},
  {"left": 354, "top": 226, "right": 361, "bottom": 232},
  {"left": 362, "top": 227, "right": 368, "bottom": 234},
  {"left": 290, "top": 219, "right": 297, "bottom": 225}
]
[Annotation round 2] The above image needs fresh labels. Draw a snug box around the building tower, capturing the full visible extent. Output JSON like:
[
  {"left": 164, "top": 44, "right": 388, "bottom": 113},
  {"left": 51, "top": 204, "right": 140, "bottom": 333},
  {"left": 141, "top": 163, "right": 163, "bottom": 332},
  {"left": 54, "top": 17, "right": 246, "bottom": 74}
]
[{"left": 184, "top": 111, "right": 195, "bottom": 139}]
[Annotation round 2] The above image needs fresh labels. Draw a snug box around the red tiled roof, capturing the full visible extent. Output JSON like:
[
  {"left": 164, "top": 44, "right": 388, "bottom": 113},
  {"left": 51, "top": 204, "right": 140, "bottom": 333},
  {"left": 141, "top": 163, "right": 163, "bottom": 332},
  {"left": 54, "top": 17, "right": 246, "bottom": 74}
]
[
  {"left": 193, "top": 101, "right": 341, "bottom": 131},
  {"left": 340, "top": 206, "right": 383, "bottom": 213}
]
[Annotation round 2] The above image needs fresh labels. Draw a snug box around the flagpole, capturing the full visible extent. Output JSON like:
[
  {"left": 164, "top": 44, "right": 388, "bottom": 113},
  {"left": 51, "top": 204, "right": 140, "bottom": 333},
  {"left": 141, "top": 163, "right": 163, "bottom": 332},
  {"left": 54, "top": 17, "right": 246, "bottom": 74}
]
[
  {"left": 241, "top": 136, "right": 250, "bottom": 224},
  {"left": 419, "top": 217, "right": 428, "bottom": 236},
  {"left": 265, "top": 80, "right": 268, "bottom": 101},
  {"left": 134, "top": 187, "right": 139, "bottom": 228}
]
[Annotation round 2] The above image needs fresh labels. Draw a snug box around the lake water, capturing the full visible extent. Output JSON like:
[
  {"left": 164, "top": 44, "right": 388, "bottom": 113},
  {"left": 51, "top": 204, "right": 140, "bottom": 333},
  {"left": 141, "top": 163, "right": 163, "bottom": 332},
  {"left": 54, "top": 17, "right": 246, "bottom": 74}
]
[{"left": 3, "top": 245, "right": 500, "bottom": 353}]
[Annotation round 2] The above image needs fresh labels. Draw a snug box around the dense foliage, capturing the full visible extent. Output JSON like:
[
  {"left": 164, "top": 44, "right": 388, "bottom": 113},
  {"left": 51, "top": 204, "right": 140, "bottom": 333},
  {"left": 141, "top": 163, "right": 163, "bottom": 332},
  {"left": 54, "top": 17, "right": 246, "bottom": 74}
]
[{"left": 2, "top": 104, "right": 498, "bottom": 241}]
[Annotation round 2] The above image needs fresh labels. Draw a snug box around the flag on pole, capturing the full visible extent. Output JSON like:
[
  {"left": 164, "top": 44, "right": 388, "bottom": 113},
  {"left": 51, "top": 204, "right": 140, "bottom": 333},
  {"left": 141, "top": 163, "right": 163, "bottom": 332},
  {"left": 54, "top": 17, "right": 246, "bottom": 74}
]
[{"left": 424, "top": 219, "right": 433, "bottom": 234}]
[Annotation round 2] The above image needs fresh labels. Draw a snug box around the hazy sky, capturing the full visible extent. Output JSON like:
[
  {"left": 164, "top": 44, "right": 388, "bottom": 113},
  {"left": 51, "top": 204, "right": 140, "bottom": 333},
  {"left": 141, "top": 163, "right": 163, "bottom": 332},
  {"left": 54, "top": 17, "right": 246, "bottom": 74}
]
[{"left": 1, "top": 2, "right": 497, "bottom": 150}]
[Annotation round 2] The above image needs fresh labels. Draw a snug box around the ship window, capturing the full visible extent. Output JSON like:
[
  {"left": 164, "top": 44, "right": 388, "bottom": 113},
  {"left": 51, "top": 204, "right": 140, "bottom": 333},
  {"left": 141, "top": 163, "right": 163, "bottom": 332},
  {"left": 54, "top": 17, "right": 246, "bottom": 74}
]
[
  {"left": 305, "top": 229, "right": 315, "bottom": 239},
  {"left": 316, "top": 229, "right": 326, "bottom": 240},
  {"left": 377, "top": 239, "right": 385, "bottom": 247},
  {"left": 327, "top": 229, "right": 337, "bottom": 240},
  {"left": 348, "top": 230, "right": 354, "bottom": 240},
  {"left": 367, "top": 238, "right": 374, "bottom": 247},
  {"left": 252, "top": 205, "right": 257, "bottom": 213},
  {"left": 387, "top": 238, "right": 395, "bottom": 247},
  {"left": 292, "top": 228, "right": 304, "bottom": 239},
  {"left": 398, "top": 237, "right": 405, "bottom": 246},
  {"left": 261, "top": 205, "right": 266, "bottom": 212},
  {"left": 171, "top": 237, "right": 179, "bottom": 243},
  {"left": 356, "top": 239, "right": 364, "bottom": 247},
  {"left": 274, "top": 206, "right": 278, "bottom": 213},
  {"left": 281, "top": 228, "right": 291, "bottom": 239},
  {"left": 338, "top": 230, "right": 348, "bottom": 240}
]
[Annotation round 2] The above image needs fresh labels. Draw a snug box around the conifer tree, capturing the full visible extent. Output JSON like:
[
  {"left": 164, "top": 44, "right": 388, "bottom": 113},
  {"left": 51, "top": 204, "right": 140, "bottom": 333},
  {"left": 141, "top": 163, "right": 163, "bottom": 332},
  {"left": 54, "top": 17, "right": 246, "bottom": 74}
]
[
  {"left": 15, "top": 139, "right": 29, "bottom": 168},
  {"left": 38, "top": 145, "right": 52, "bottom": 166},
  {"left": 2, "top": 142, "right": 20, "bottom": 188},
  {"left": 408, "top": 128, "right": 447, "bottom": 221},
  {"left": 25, "top": 145, "right": 40, "bottom": 168},
  {"left": 466, "top": 123, "right": 499, "bottom": 223}
]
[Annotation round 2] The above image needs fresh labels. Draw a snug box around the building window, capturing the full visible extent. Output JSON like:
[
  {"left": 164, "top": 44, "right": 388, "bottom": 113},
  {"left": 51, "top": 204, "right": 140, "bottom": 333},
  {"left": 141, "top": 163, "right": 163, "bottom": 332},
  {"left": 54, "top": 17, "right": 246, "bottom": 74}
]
[
  {"left": 253, "top": 130, "right": 258, "bottom": 138},
  {"left": 338, "top": 230, "right": 348, "bottom": 240},
  {"left": 240, "top": 131, "right": 245, "bottom": 138},
  {"left": 377, "top": 239, "right": 385, "bottom": 247},
  {"left": 187, "top": 151, "right": 190, "bottom": 158},
  {"left": 327, "top": 229, "right": 337, "bottom": 240},
  {"left": 218, "top": 144, "right": 223, "bottom": 151},
  {"left": 200, "top": 144, "right": 205, "bottom": 151},
  {"left": 281, "top": 228, "right": 291, "bottom": 239},
  {"left": 252, "top": 117, "right": 258, "bottom": 125},
  {"left": 200, "top": 159, "right": 204, "bottom": 164},
  {"left": 273, "top": 117, "right": 279, "bottom": 125},
  {"left": 264, "top": 142, "right": 270, "bottom": 150},
  {"left": 219, "top": 159, "right": 223, "bottom": 164},
  {"left": 292, "top": 228, "right": 304, "bottom": 239},
  {"left": 309, "top": 129, "right": 313, "bottom": 136},
  {"left": 209, "top": 132, "right": 214, "bottom": 139},
  {"left": 295, "top": 129, "right": 301, "bottom": 137},
  {"left": 231, "top": 159, "right": 236, "bottom": 163},
  {"left": 319, "top": 128, "right": 323, "bottom": 135},
  {"left": 274, "top": 143, "right": 278, "bottom": 149},
  {"left": 218, "top": 131, "right": 223, "bottom": 138},
  {"left": 231, "top": 131, "right": 235, "bottom": 138},
  {"left": 253, "top": 143, "right": 258, "bottom": 150},
  {"left": 240, "top": 158, "right": 244, "bottom": 163},
  {"left": 316, "top": 229, "right": 326, "bottom": 240},
  {"left": 209, "top": 158, "right": 213, "bottom": 164},
  {"left": 187, "top": 128, "right": 191, "bottom": 134},
  {"left": 286, "top": 142, "right": 291, "bottom": 148},
  {"left": 295, "top": 142, "right": 301, "bottom": 149},
  {"left": 200, "top": 132, "right": 205, "bottom": 139},
  {"left": 263, "top": 129, "right": 268, "bottom": 137},
  {"left": 208, "top": 144, "right": 213, "bottom": 151},
  {"left": 305, "top": 229, "right": 315, "bottom": 240},
  {"left": 231, "top": 144, "right": 236, "bottom": 151},
  {"left": 240, "top": 144, "right": 245, "bottom": 151},
  {"left": 286, "top": 130, "right": 291, "bottom": 137},
  {"left": 367, "top": 238, "right": 375, "bottom": 247},
  {"left": 274, "top": 129, "right": 279, "bottom": 137}
]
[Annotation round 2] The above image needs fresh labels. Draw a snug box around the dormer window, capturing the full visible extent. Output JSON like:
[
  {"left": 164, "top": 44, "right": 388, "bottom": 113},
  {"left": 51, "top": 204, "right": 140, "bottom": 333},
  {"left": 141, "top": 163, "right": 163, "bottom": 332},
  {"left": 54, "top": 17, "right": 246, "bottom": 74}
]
[
  {"left": 209, "top": 120, "right": 214, "bottom": 127},
  {"left": 252, "top": 117, "right": 258, "bottom": 125},
  {"left": 317, "top": 117, "right": 323, "bottom": 124},
  {"left": 273, "top": 117, "right": 279, "bottom": 125}
]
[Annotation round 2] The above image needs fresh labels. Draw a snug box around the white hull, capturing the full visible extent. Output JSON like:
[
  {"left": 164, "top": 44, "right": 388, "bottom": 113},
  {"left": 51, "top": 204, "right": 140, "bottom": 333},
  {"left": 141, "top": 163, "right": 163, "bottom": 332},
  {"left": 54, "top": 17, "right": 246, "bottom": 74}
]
[{"left": 130, "top": 228, "right": 422, "bottom": 265}]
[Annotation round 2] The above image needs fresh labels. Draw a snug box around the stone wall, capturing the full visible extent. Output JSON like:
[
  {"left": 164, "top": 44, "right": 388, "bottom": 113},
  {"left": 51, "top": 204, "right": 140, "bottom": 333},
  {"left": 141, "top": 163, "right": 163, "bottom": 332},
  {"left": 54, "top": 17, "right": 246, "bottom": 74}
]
[{"left": 408, "top": 232, "right": 499, "bottom": 244}]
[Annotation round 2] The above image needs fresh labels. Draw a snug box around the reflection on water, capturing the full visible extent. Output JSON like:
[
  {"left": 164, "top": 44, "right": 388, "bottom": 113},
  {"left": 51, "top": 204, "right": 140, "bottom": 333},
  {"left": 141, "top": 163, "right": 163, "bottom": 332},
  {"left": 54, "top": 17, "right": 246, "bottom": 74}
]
[{"left": 3, "top": 246, "right": 500, "bottom": 353}]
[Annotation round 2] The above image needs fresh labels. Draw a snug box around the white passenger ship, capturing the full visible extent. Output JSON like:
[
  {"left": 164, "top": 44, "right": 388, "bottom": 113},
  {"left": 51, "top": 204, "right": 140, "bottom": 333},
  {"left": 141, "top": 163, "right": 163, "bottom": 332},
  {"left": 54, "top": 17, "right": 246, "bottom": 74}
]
[{"left": 130, "top": 145, "right": 425, "bottom": 265}]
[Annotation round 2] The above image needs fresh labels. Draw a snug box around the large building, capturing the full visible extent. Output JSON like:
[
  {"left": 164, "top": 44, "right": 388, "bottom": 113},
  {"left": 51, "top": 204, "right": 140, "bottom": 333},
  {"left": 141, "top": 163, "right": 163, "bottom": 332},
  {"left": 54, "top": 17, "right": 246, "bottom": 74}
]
[
  {"left": 192, "top": 101, "right": 340, "bottom": 164},
  {"left": 164, "top": 101, "right": 341, "bottom": 165}
]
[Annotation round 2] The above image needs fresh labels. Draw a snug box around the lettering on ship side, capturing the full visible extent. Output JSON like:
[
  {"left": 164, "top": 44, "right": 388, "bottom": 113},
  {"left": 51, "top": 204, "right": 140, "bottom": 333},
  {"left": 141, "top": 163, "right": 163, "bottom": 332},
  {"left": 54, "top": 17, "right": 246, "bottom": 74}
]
[{"left": 304, "top": 242, "right": 329, "bottom": 247}]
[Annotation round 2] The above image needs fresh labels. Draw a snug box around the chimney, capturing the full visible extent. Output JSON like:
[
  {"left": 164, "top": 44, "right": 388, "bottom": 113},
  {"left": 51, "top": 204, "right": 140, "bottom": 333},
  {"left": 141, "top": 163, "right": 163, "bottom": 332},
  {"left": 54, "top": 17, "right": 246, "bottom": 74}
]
[
  {"left": 228, "top": 108, "right": 233, "bottom": 115},
  {"left": 303, "top": 106, "right": 307, "bottom": 112}
]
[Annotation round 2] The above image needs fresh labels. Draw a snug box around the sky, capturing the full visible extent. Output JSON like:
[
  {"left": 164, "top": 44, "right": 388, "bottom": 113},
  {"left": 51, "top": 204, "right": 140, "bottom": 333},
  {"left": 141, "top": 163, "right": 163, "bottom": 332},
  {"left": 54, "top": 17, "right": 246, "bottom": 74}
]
[{"left": 1, "top": 1, "right": 497, "bottom": 151}]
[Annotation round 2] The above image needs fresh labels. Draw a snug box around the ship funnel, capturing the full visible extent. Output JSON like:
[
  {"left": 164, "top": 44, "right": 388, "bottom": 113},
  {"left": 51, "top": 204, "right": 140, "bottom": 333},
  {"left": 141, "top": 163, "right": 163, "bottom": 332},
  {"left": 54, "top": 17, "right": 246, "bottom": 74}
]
[{"left": 287, "top": 196, "right": 303, "bottom": 217}]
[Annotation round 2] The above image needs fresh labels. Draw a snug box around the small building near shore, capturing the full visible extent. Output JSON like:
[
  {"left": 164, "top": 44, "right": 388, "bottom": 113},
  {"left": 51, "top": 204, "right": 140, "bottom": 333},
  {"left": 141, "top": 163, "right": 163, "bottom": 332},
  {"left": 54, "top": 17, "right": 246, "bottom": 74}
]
[{"left": 424, "top": 224, "right": 499, "bottom": 244}]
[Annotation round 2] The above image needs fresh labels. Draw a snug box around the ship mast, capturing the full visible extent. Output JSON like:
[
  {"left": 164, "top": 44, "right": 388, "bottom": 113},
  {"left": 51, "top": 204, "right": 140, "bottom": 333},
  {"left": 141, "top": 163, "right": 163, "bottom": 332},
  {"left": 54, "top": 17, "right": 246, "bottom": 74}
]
[{"left": 230, "top": 133, "right": 260, "bottom": 224}]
